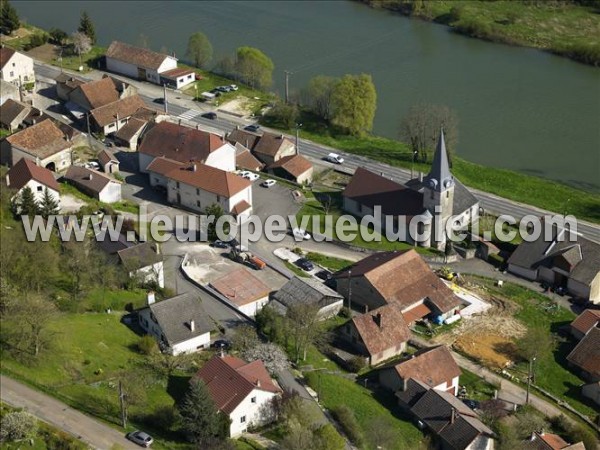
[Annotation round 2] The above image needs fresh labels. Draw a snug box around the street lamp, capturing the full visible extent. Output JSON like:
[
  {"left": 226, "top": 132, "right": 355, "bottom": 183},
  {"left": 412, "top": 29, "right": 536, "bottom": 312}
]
[
  {"left": 411, "top": 150, "right": 418, "bottom": 179},
  {"left": 295, "top": 123, "right": 302, "bottom": 154},
  {"left": 526, "top": 356, "right": 536, "bottom": 405}
]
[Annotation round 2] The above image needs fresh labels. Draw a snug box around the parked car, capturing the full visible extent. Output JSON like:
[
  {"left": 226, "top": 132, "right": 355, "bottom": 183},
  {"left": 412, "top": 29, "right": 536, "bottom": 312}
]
[
  {"left": 295, "top": 258, "right": 314, "bottom": 272},
  {"left": 210, "top": 240, "right": 229, "bottom": 249},
  {"left": 153, "top": 97, "right": 165, "bottom": 104},
  {"left": 88, "top": 161, "right": 100, "bottom": 170},
  {"left": 201, "top": 112, "right": 218, "bottom": 120},
  {"left": 462, "top": 399, "right": 480, "bottom": 410},
  {"left": 126, "top": 431, "right": 153, "bottom": 447},
  {"left": 325, "top": 152, "right": 344, "bottom": 164},
  {"left": 211, "top": 339, "right": 231, "bottom": 350},
  {"left": 292, "top": 228, "right": 311, "bottom": 240},
  {"left": 230, "top": 84, "right": 239, "bottom": 91},
  {"left": 315, "top": 269, "right": 332, "bottom": 281},
  {"left": 237, "top": 170, "right": 251, "bottom": 178},
  {"left": 261, "top": 179, "right": 277, "bottom": 188},
  {"left": 245, "top": 173, "right": 260, "bottom": 181},
  {"left": 244, "top": 124, "right": 260, "bottom": 133},
  {"left": 209, "top": 89, "right": 222, "bottom": 97}
]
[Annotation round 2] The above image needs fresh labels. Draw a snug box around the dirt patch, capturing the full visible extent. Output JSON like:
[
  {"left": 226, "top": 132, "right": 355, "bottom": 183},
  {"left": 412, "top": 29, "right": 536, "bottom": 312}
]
[
  {"left": 218, "top": 96, "right": 256, "bottom": 119},
  {"left": 314, "top": 169, "right": 351, "bottom": 190},
  {"left": 25, "top": 43, "right": 59, "bottom": 64},
  {"left": 3, "top": 27, "right": 32, "bottom": 40}
]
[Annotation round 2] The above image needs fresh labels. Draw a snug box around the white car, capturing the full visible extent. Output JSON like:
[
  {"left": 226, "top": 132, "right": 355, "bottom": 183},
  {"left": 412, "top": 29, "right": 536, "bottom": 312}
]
[
  {"left": 261, "top": 179, "right": 276, "bottom": 188},
  {"left": 292, "top": 228, "right": 311, "bottom": 240},
  {"left": 244, "top": 173, "right": 260, "bottom": 181},
  {"left": 88, "top": 161, "right": 100, "bottom": 170},
  {"left": 230, "top": 84, "right": 239, "bottom": 91},
  {"left": 325, "top": 153, "right": 344, "bottom": 164},
  {"left": 238, "top": 170, "right": 251, "bottom": 178}
]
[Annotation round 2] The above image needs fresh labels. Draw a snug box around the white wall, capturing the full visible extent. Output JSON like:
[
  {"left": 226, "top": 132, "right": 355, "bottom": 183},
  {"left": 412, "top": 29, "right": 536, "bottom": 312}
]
[
  {"left": 156, "top": 57, "right": 178, "bottom": 74},
  {"left": 12, "top": 180, "right": 60, "bottom": 209},
  {"left": 205, "top": 143, "right": 236, "bottom": 172},
  {"left": 238, "top": 297, "right": 269, "bottom": 318},
  {"left": 131, "top": 261, "right": 164, "bottom": 289},
  {"left": 0, "top": 52, "right": 34, "bottom": 84},
  {"left": 507, "top": 264, "right": 538, "bottom": 281},
  {"left": 433, "top": 376, "right": 459, "bottom": 396},
  {"left": 229, "top": 389, "right": 278, "bottom": 437},
  {"left": 171, "top": 332, "right": 210, "bottom": 356},
  {"left": 226, "top": 185, "right": 253, "bottom": 214},
  {"left": 98, "top": 182, "right": 122, "bottom": 203},
  {"left": 11, "top": 146, "right": 72, "bottom": 172},
  {"left": 106, "top": 58, "right": 139, "bottom": 80}
]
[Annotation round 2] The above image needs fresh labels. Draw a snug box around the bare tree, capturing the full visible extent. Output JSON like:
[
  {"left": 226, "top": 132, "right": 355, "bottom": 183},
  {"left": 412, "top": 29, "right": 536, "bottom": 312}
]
[
  {"left": 286, "top": 304, "right": 323, "bottom": 363},
  {"left": 9, "top": 292, "right": 59, "bottom": 356},
  {"left": 241, "top": 342, "right": 289, "bottom": 374},
  {"left": 71, "top": 31, "right": 91, "bottom": 56}
]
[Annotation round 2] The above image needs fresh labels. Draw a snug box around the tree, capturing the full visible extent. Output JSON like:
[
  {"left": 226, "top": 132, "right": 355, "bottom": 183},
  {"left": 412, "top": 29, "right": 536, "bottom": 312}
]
[
  {"left": 241, "top": 342, "right": 289, "bottom": 374},
  {"left": 0, "top": 0, "right": 20, "bottom": 35},
  {"left": 71, "top": 31, "right": 92, "bottom": 57},
  {"left": 330, "top": 74, "right": 377, "bottom": 136},
  {"left": 399, "top": 103, "right": 459, "bottom": 163},
  {"left": 78, "top": 11, "right": 96, "bottom": 45},
  {"left": 9, "top": 292, "right": 59, "bottom": 356},
  {"left": 49, "top": 28, "right": 68, "bottom": 46},
  {"left": 516, "top": 327, "right": 554, "bottom": 362},
  {"left": 204, "top": 203, "right": 227, "bottom": 241},
  {"left": 306, "top": 75, "right": 339, "bottom": 120},
  {"left": 230, "top": 324, "right": 259, "bottom": 352},
  {"left": 0, "top": 411, "right": 37, "bottom": 442},
  {"left": 314, "top": 424, "right": 345, "bottom": 450},
  {"left": 286, "top": 304, "right": 323, "bottom": 363},
  {"left": 235, "top": 46, "right": 274, "bottom": 90},
  {"left": 514, "top": 407, "right": 547, "bottom": 439},
  {"left": 265, "top": 100, "right": 299, "bottom": 129},
  {"left": 37, "top": 188, "right": 59, "bottom": 219},
  {"left": 13, "top": 185, "right": 38, "bottom": 218},
  {"left": 186, "top": 32, "right": 213, "bottom": 68},
  {"left": 178, "top": 379, "right": 224, "bottom": 445}
]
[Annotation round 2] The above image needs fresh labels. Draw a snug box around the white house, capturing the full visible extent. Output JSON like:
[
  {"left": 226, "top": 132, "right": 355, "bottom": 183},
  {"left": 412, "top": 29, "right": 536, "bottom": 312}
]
[
  {"left": 138, "top": 121, "right": 236, "bottom": 173},
  {"left": 5, "top": 157, "right": 60, "bottom": 208},
  {"left": 194, "top": 355, "right": 282, "bottom": 437},
  {"left": 117, "top": 242, "right": 164, "bottom": 288},
  {"left": 209, "top": 268, "right": 271, "bottom": 318},
  {"left": 89, "top": 95, "right": 148, "bottom": 135},
  {"left": 64, "top": 166, "right": 122, "bottom": 203},
  {"left": 138, "top": 292, "right": 211, "bottom": 355},
  {"left": 0, "top": 47, "right": 35, "bottom": 85}
]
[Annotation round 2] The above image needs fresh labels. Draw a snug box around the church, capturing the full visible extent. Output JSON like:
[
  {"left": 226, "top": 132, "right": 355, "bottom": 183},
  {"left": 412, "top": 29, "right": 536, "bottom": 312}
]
[{"left": 342, "top": 130, "right": 479, "bottom": 250}]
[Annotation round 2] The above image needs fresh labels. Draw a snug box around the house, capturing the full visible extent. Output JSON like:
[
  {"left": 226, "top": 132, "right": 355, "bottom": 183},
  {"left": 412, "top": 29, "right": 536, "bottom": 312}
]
[
  {"left": 146, "top": 157, "right": 253, "bottom": 221},
  {"left": 379, "top": 345, "right": 461, "bottom": 395},
  {"left": 0, "top": 47, "right": 34, "bottom": 85},
  {"left": 138, "top": 292, "right": 211, "bottom": 355},
  {"left": 58, "top": 74, "right": 136, "bottom": 113},
  {"left": 226, "top": 128, "right": 261, "bottom": 153},
  {"left": 1, "top": 119, "right": 80, "bottom": 171},
  {"left": 342, "top": 130, "right": 479, "bottom": 249},
  {"left": 209, "top": 268, "right": 271, "bottom": 317},
  {"left": 570, "top": 309, "right": 600, "bottom": 341},
  {"left": 117, "top": 242, "right": 164, "bottom": 288},
  {"left": 97, "top": 149, "right": 119, "bottom": 174},
  {"left": 566, "top": 327, "right": 600, "bottom": 381},
  {"left": 581, "top": 381, "right": 600, "bottom": 407},
  {"left": 105, "top": 41, "right": 195, "bottom": 89},
  {"left": 89, "top": 95, "right": 149, "bottom": 135},
  {"left": 235, "top": 143, "right": 264, "bottom": 172},
  {"left": 508, "top": 222, "right": 600, "bottom": 304},
  {"left": 1, "top": 79, "right": 19, "bottom": 104},
  {"left": 139, "top": 121, "right": 236, "bottom": 172},
  {"left": 523, "top": 431, "right": 585, "bottom": 450},
  {"left": 5, "top": 158, "right": 60, "bottom": 208},
  {"left": 226, "top": 129, "right": 297, "bottom": 166},
  {"left": 64, "top": 166, "right": 122, "bottom": 203},
  {"left": 113, "top": 117, "right": 149, "bottom": 150},
  {"left": 333, "top": 250, "right": 463, "bottom": 322},
  {"left": 0, "top": 98, "right": 31, "bottom": 131},
  {"left": 340, "top": 303, "right": 411, "bottom": 366},
  {"left": 271, "top": 276, "right": 344, "bottom": 319},
  {"left": 404, "top": 387, "right": 495, "bottom": 450},
  {"left": 194, "top": 354, "right": 282, "bottom": 437},
  {"left": 267, "top": 154, "right": 313, "bottom": 184}
]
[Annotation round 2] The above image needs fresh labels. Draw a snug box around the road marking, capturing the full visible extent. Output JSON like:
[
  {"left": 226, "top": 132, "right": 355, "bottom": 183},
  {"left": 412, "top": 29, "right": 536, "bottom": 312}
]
[{"left": 178, "top": 109, "right": 201, "bottom": 121}]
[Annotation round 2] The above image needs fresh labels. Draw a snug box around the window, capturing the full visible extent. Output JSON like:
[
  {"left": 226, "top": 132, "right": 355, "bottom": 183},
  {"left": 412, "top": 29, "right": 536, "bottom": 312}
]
[
  {"left": 196, "top": 200, "right": 201, "bottom": 208},
  {"left": 196, "top": 188, "right": 200, "bottom": 195},
  {"left": 9, "top": 71, "right": 14, "bottom": 77},
  {"left": 240, "top": 416, "right": 246, "bottom": 423},
  {"left": 430, "top": 190, "right": 434, "bottom": 200},
  {"left": 37, "top": 186, "right": 43, "bottom": 192},
  {"left": 446, "top": 191, "right": 450, "bottom": 198},
  {"left": 12, "top": 62, "right": 15, "bottom": 67},
  {"left": 251, "top": 396, "right": 256, "bottom": 403},
  {"left": 216, "top": 195, "right": 221, "bottom": 202},
  {"left": 176, "top": 182, "right": 180, "bottom": 189}
]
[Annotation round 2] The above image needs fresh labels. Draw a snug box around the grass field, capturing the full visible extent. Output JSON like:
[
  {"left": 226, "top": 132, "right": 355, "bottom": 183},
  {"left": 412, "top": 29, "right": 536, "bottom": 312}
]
[
  {"left": 60, "top": 182, "right": 140, "bottom": 215},
  {"left": 305, "top": 252, "right": 354, "bottom": 272}
]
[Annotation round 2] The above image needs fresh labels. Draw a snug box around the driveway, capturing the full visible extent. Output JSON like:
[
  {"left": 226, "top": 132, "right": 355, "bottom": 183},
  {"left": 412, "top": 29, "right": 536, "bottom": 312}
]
[{"left": 0, "top": 375, "right": 139, "bottom": 450}]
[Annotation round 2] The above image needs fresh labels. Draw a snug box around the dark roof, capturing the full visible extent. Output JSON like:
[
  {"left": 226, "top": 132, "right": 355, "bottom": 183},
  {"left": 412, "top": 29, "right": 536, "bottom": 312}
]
[
  {"left": 64, "top": 166, "right": 117, "bottom": 194},
  {"left": 98, "top": 149, "right": 118, "bottom": 167},
  {"left": 571, "top": 309, "right": 600, "bottom": 337},
  {"left": 210, "top": 268, "right": 271, "bottom": 307},
  {"left": 6, "top": 119, "right": 73, "bottom": 158},
  {"left": 268, "top": 154, "right": 312, "bottom": 178},
  {"left": 0, "top": 47, "right": 17, "bottom": 69},
  {"left": 272, "top": 276, "right": 343, "bottom": 310},
  {"left": 95, "top": 232, "right": 131, "bottom": 255},
  {"left": 140, "top": 293, "right": 211, "bottom": 346},
  {"left": 253, "top": 132, "right": 294, "bottom": 157},
  {"left": 351, "top": 303, "right": 411, "bottom": 357},
  {"left": 139, "top": 121, "right": 226, "bottom": 165},
  {"left": 6, "top": 157, "right": 60, "bottom": 191},
  {"left": 0, "top": 98, "right": 31, "bottom": 127},
  {"left": 343, "top": 167, "right": 424, "bottom": 218},
  {"left": 90, "top": 96, "right": 147, "bottom": 127},
  {"left": 106, "top": 41, "right": 172, "bottom": 71},
  {"left": 226, "top": 129, "right": 261, "bottom": 151},
  {"left": 335, "top": 250, "right": 462, "bottom": 314},
  {"left": 235, "top": 144, "right": 264, "bottom": 171},
  {"left": 566, "top": 327, "right": 600, "bottom": 377},
  {"left": 195, "top": 355, "right": 281, "bottom": 414},
  {"left": 117, "top": 242, "right": 163, "bottom": 269},
  {"left": 113, "top": 117, "right": 148, "bottom": 142},
  {"left": 508, "top": 222, "right": 600, "bottom": 286},
  {"left": 385, "top": 345, "right": 461, "bottom": 388},
  {"left": 165, "top": 163, "right": 251, "bottom": 198},
  {"left": 423, "top": 129, "right": 453, "bottom": 193},
  {"left": 395, "top": 377, "right": 430, "bottom": 408}
]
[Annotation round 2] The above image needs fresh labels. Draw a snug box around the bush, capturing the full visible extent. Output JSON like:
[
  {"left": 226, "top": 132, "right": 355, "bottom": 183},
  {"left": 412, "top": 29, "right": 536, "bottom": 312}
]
[
  {"left": 137, "top": 335, "right": 158, "bottom": 355},
  {"left": 331, "top": 405, "right": 364, "bottom": 446},
  {"left": 24, "top": 32, "right": 49, "bottom": 51},
  {"left": 141, "top": 405, "right": 178, "bottom": 430},
  {"left": 549, "top": 415, "right": 598, "bottom": 450},
  {"left": 338, "top": 306, "right": 352, "bottom": 319},
  {"left": 347, "top": 356, "right": 366, "bottom": 373},
  {"left": 0, "top": 411, "right": 38, "bottom": 442}
]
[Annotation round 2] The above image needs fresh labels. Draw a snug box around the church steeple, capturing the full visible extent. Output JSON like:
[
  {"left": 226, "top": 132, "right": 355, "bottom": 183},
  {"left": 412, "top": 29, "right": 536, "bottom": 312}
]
[{"left": 425, "top": 128, "right": 453, "bottom": 192}]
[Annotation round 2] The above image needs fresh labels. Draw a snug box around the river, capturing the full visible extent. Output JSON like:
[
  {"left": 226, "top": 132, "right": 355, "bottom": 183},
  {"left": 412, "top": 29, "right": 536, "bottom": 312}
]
[{"left": 13, "top": 1, "right": 600, "bottom": 192}]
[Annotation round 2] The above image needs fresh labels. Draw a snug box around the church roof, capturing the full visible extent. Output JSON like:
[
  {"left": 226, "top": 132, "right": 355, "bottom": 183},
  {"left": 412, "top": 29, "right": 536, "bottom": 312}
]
[{"left": 424, "top": 129, "right": 453, "bottom": 192}]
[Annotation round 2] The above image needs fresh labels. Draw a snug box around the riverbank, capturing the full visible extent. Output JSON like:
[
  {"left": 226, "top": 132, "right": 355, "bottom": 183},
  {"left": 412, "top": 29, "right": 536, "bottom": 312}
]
[{"left": 361, "top": 0, "right": 600, "bottom": 66}]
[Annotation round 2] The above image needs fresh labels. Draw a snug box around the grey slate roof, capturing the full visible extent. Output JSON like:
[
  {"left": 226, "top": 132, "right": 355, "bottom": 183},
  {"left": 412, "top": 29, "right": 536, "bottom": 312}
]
[
  {"left": 272, "top": 276, "right": 343, "bottom": 309},
  {"left": 141, "top": 293, "right": 211, "bottom": 346},
  {"left": 424, "top": 129, "right": 453, "bottom": 193},
  {"left": 117, "top": 242, "right": 163, "bottom": 270},
  {"left": 395, "top": 377, "right": 430, "bottom": 408}
]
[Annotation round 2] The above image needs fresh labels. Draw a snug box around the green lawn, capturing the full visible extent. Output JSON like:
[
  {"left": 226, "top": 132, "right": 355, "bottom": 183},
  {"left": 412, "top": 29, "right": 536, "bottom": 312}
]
[
  {"left": 305, "top": 252, "right": 354, "bottom": 272},
  {"left": 284, "top": 261, "right": 312, "bottom": 278},
  {"left": 60, "top": 182, "right": 140, "bottom": 215},
  {"left": 460, "top": 369, "right": 497, "bottom": 401}
]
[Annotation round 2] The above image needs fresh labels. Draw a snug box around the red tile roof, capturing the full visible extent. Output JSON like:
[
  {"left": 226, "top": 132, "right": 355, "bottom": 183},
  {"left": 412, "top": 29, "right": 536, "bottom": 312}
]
[
  {"left": 90, "top": 95, "right": 147, "bottom": 127},
  {"left": 232, "top": 199, "right": 252, "bottom": 215},
  {"left": 114, "top": 117, "right": 148, "bottom": 142},
  {"left": 161, "top": 67, "right": 195, "bottom": 78},
  {"left": 402, "top": 302, "right": 432, "bottom": 325},
  {"left": 97, "top": 149, "right": 118, "bottom": 167},
  {"left": 64, "top": 166, "right": 118, "bottom": 194},
  {"left": 166, "top": 163, "right": 251, "bottom": 198},
  {"left": 351, "top": 303, "right": 410, "bottom": 357},
  {"left": 139, "top": 121, "right": 226, "bottom": 164},
  {"left": 6, "top": 158, "right": 59, "bottom": 191},
  {"left": 0, "top": 47, "right": 16, "bottom": 69},
  {"left": 253, "top": 132, "right": 294, "bottom": 157},
  {"left": 268, "top": 154, "right": 312, "bottom": 178},
  {"left": 6, "top": 119, "right": 72, "bottom": 159},
  {"left": 194, "top": 355, "right": 281, "bottom": 414},
  {"left": 146, "top": 156, "right": 185, "bottom": 176},
  {"left": 106, "top": 41, "right": 171, "bottom": 71},
  {"left": 235, "top": 145, "right": 264, "bottom": 171},
  {"left": 210, "top": 268, "right": 270, "bottom": 307},
  {"left": 566, "top": 327, "right": 600, "bottom": 378},
  {"left": 77, "top": 76, "right": 127, "bottom": 109},
  {"left": 390, "top": 345, "right": 460, "bottom": 389},
  {"left": 571, "top": 309, "right": 600, "bottom": 337}
]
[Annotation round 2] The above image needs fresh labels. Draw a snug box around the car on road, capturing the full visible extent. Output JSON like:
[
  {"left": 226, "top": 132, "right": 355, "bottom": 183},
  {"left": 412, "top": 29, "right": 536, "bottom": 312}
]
[
  {"left": 315, "top": 269, "right": 332, "bottom": 281},
  {"left": 244, "top": 173, "right": 260, "bottom": 182},
  {"left": 261, "top": 179, "right": 277, "bottom": 188},
  {"left": 244, "top": 124, "right": 260, "bottom": 133},
  {"left": 201, "top": 112, "right": 218, "bottom": 120},
  {"left": 237, "top": 170, "right": 251, "bottom": 178},
  {"left": 292, "top": 228, "right": 311, "bottom": 240},
  {"left": 230, "top": 84, "right": 238, "bottom": 91},
  {"left": 295, "top": 258, "right": 314, "bottom": 272},
  {"left": 210, "top": 240, "right": 229, "bottom": 249},
  {"left": 153, "top": 97, "right": 165, "bottom": 104},
  {"left": 126, "top": 431, "right": 153, "bottom": 447},
  {"left": 325, "top": 153, "right": 344, "bottom": 164},
  {"left": 211, "top": 339, "right": 231, "bottom": 350}
]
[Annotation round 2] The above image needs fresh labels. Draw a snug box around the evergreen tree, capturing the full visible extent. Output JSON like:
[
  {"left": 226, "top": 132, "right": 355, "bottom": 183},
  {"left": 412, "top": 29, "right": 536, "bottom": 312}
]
[
  {"left": 16, "top": 186, "right": 38, "bottom": 218},
  {"left": 37, "top": 188, "right": 59, "bottom": 219},
  {"left": 178, "top": 379, "right": 224, "bottom": 445},
  {"left": 0, "top": 0, "right": 20, "bottom": 35},
  {"left": 77, "top": 11, "right": 96, "bottom": 45}
]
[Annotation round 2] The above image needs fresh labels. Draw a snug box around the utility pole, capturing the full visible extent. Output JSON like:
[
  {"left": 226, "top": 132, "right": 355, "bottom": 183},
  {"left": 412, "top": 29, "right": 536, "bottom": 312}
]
[
  {"left": 284, "top": 70, "right": 292, "bottom": 104},
  {"left": 163, "top": 83, "right": 168, "bottom": 115},
  {"left": 347, "top": 269, "right": 352, "bottom": 310},
  {"left": 119, "top": 380, "right": 127, "bottom": 428},
  {"left": 295, "top": 123, "right": 302, "bottom": 154},
  {"left": 525, "top": 357, "right": 536, "bottom": 405},
  {"left": 86, "top": 113, "right": 93, "bottom": 151}
]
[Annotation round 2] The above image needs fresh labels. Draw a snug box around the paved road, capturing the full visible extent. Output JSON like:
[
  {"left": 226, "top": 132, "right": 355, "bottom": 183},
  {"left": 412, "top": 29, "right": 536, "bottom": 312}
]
[
  {"left": 0, "top": 375, "right": 139, "bottom": 450},
  {"left": 34, "top": 62, "right": 600, "bottom": 244}
]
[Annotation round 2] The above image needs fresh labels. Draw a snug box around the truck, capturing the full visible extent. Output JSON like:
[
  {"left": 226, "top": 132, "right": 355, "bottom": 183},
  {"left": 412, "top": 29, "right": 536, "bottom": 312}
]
[{"left": 229, "top": 246, "right": 266, "bottom": 270}]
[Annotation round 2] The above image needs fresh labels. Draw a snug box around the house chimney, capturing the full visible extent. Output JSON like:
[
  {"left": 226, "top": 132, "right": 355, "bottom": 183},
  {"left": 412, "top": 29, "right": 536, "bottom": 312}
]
[
  {"left": 190, "top": 319, "right": 195, "bottom": 332},
  {"left": 147, "top": 291, "right": 156, "bottom": 305},
  {"left": 5, "top": 174, "right": 10, "bottom": 187},
  {"left": 88, "top": 174, "right": 93, "bottom": 180},
  {"left": 418, "top": 172, "right": 423, "bottom": 182},
  {"left": 256, "top": 379, "right": 261, "bottom": 388},
  {"left": 280, "top": 134, "right": 284, "bottom": 139},
  {"left": 192, "top": 163, "right": 197, "bottom": 172},
  {"left": 450, "top": 408, "right": 456, "bottom": 425}
]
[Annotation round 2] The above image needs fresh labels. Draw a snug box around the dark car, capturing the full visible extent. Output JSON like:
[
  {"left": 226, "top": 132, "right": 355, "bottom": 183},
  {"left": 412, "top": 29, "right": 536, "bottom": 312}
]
[
  {"left": 315, "top": 269, "right": 332, "bottom": 281},
  {"left": 212, "top": 339, "right": 231, "bottom": 350},
  {"left": 209, "top": 89, "right": 222, "bottom": 97},
  {"left": 210, "top": 239, "right": 229, "bottom": 249},
  {"left": 462, "top": 399, "right": 480, "bottom": 410},
  {"left": 153, "top": 98, "right": 165, "bottom": 104},
  {"left": 295, "top": 258, "right": 314, "bottom": 272},
  {"left": 244, "top": 124, "right": 260, "bottom": 133},
  {"left": 126, "top": 431, "right": 153, "bottom": 447},
  {"left": 202, "top": 112, "right": 218, "bottom": 120}
]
